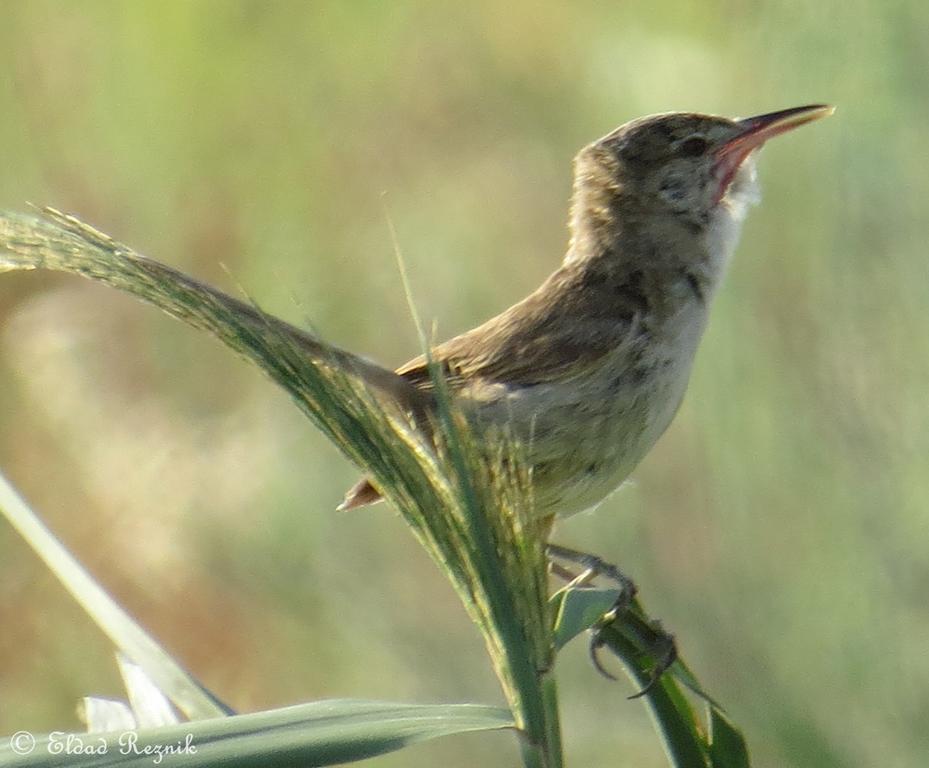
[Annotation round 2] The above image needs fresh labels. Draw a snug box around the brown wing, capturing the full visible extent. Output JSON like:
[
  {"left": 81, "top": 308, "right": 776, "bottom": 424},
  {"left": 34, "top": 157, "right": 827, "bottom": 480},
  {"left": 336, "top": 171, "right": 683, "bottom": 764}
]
[
  {"left": 339, "top": 261, "right": 644, "bottom": 511},
  {"left": 396, "top": 264, "right": 637, "bottom": 391}
]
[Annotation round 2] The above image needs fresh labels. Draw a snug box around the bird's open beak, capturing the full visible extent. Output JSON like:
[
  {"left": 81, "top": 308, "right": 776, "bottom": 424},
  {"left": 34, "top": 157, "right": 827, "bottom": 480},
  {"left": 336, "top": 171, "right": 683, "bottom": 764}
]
[
  {"left": 732, "top": 104, "right": 835, "bottom": 145},
  {"left": 714, "top": 104, "right": 834, "bottom": 200}
]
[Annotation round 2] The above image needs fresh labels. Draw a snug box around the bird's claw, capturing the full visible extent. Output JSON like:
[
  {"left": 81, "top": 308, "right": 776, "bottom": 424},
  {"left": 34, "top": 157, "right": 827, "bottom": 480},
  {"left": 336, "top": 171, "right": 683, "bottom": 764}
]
[
  {"left": 587, "top": 599, "right": 677, "bottom": 696},
  {"left": 588, "top": 628, "right": 617, "bottom": 681},
  {"left": 547, "top": 543, "right": 677, "bottom": 696},
  {"left": 626, "top": 626, "right": 677, "bottom": 699}
]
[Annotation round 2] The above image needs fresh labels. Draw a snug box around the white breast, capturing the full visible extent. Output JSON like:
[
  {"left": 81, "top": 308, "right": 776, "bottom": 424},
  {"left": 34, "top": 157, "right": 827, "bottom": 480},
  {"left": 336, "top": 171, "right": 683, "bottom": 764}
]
[{"left": 703, "top": 155, "right": 760, "bottom": 283}]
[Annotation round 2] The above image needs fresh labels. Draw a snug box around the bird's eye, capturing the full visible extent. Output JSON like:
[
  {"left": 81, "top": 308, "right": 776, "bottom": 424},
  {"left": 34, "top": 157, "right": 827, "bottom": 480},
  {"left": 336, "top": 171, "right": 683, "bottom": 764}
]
[{"left": 678, "top": 136, "right": 708, "bottom": 157}]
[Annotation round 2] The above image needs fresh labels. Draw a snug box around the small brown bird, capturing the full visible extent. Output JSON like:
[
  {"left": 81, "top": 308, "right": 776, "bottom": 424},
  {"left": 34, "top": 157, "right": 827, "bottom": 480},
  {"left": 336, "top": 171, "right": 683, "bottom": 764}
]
[{"left": 340, "top": 105, "right": 833, "bottom": 528}]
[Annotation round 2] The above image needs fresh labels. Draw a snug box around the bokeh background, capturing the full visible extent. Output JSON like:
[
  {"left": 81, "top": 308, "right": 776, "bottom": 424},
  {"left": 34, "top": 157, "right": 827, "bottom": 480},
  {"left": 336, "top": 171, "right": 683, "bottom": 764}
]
[{"left": 1, "top": 2, "right": 926, "bottom": 766}]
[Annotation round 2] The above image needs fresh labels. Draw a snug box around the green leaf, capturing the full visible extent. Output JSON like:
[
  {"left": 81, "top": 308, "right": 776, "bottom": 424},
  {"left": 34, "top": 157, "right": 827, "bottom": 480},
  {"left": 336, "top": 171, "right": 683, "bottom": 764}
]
[
  {"left": 707, "top": 706, "right": 751, "bottom": 768},
  {"left": 550, "top": 587, "right": 621, "bottom": 650},
  {"left": 0, "top": 700, "right": 513, "bottom": 767},
  {"left": 0, "top": 208, "right": 563, "bottom": 768},
  {"left": 0, "top": 471, "right": 230, "bottom": 720},
  {"left": 595, "top": 619, "right": 710, "bottom": 768}
]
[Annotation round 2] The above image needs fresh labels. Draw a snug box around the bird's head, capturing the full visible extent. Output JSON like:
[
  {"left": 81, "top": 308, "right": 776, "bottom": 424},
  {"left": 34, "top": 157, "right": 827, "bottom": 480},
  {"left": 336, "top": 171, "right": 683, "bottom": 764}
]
[{"left": 570, "top": 105, "right": 833, "bottom": 247}]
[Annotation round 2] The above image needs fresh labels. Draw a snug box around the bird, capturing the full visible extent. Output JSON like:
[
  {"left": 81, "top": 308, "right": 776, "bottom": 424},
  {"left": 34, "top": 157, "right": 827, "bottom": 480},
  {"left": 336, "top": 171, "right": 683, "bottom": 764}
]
[
  {"left": 338, "top": 105, "right": 833, "bottom": 535},
  {"left": 0, "top": 104, "right": 831, "bottom": 695}
]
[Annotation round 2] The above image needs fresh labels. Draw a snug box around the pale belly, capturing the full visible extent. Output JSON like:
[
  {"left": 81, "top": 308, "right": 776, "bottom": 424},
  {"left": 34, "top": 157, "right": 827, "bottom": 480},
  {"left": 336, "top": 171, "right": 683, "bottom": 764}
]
[{"left": 465, "top": 307, "right": 706, "bottom": 518}]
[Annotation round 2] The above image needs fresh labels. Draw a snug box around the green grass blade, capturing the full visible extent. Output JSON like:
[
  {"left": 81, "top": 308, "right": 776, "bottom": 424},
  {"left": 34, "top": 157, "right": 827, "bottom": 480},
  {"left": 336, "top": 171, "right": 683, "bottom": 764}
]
[
  {"left": 388, "top": 213, "right": 560, "bottom": 767},
  {"left": 595, "top": 604, "right": 752, "bottom": 768},
  {"left": 0, "top": 209, "right": 561, "bottom": 765},
  {"left": 597, "top": 621, "right": 710, "bottom": 768},
  {"left": 0, "top": 471, "right": 230, "bottom": 720},
  {"left": 550, "top": 587, "right": 621, "bottom": 651},
  {"left": 707, "top": 707, "right": 751, "bottom": 768},
  {"left": 552, "top": 586, "right": 751, "bottom": 767},
  {"left": 0, "top": 700, "right": 513, "bottom": 767}
]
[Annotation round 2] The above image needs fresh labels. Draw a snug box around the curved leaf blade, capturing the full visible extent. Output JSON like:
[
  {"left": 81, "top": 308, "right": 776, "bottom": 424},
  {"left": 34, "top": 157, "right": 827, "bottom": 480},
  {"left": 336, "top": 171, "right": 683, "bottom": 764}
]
[
  {"left": 0, "top": 471, "right": 229, "bottom": 720},
  {"left": 707, "top": 707, "right": 751, "bottom": 768},
  {"left": 0, "top": 700, "right": 514, "bottom": 767}
]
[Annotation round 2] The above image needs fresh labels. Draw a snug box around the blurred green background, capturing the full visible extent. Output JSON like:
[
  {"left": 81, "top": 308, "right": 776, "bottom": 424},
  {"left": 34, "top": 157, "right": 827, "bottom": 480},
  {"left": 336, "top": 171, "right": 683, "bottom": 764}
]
[{"left": 1, "top": 2, "right": 926, "bottom": 766}]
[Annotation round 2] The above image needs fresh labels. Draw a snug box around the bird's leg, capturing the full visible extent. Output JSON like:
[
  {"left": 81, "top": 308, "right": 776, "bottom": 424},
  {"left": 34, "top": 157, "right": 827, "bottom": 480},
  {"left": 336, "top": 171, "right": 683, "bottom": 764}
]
[
  {"left": 546, "top": 543, "right": 676, "bottom": 697},
  {"left": 546, "top": 542, "right": 637, "bottom": 606},
  {"left": 548, "top": 559, "right": 580, "bottom": 583}
]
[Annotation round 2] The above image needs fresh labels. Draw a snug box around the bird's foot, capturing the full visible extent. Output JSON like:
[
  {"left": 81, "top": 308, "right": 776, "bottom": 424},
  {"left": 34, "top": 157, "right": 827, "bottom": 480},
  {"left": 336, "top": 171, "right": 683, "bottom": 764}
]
[
  {"left": 546, "top": 542, "right": 637, "bottom": 607},
  {"left": 547, "top": 543, "right": 676, "bottom": 697},
  {"left": 589, "top": 614, "right": 677, "bottom": 698}
]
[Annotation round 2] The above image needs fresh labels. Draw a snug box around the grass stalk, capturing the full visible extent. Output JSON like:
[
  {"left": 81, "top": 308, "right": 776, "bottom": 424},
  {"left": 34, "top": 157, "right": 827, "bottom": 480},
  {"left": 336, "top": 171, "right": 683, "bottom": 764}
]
[{"left": 0, "top": 208, "right": 562, "bottom": 767}]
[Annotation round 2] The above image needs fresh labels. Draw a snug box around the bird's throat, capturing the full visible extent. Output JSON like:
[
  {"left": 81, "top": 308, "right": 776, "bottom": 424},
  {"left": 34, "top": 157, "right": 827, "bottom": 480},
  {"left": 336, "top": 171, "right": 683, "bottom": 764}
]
[{"left": 703, "top": 155, "right": 760, "bottom": 285}]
